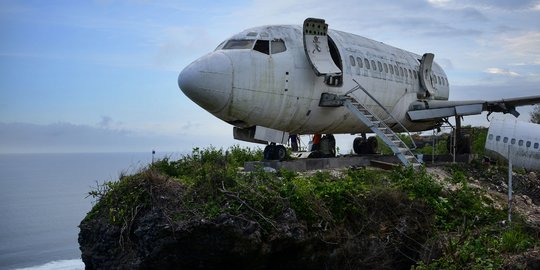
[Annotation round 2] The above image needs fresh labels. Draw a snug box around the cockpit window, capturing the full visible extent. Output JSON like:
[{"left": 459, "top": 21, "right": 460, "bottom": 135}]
[
  {"left": 223, "top": 40, "right": 255, "bottom": 50},
  {"left": 254, "top": 40, "right": 270, "bottom": 54},
  {"left": 271, "top": 40, "right": 286, "bottom": 54},
  {"left": 222, "top": 39, "right": 286, "bottom": 55}
]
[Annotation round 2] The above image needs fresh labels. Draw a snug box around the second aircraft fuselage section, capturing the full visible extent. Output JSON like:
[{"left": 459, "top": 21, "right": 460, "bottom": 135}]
[{"left": 178, "top": 25, "right": 450, "bottom": 135}]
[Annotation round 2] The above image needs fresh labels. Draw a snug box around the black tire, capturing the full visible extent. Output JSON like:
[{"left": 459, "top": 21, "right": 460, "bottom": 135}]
[
  {"left": 367, "top": 136, "right": 378, "bottom": 154},
  {"left": 323, "top": 134, "right": 336, "bottom": 157},
  {"left": 263, "top": 145, "right": 275, "bottom": 160},
  {"left": 276, "top": 145, "right": 287, "bottom": 161},
  {"left": 353, "top": 137, "right": 364, "bottom": 154}
]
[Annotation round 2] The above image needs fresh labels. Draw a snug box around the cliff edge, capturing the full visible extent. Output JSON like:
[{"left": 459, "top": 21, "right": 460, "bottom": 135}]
[{"left": 79, "top": 147, "right": 540, "bottom": 269}]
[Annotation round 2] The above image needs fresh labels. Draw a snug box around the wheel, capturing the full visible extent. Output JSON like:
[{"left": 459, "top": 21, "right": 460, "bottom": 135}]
[
  {"left": 276, "top": 145, "right": 287, "bottom": 161},
  {"left": 353, "top": 137, "right": 364, "bottom": 154},
  {"left": 263, "top": 145, "right": 275, "bottom": 160},
  {"left": 366, "top": 136, "right": 378, "bottom": 154},
  {"left": 326, "top": 134, "right": 336, "bottom": 157}
]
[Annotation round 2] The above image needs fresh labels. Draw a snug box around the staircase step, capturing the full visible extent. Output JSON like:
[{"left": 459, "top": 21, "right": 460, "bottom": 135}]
[{"left": 343, "top": 96, "right": 419, "bottom": 167}]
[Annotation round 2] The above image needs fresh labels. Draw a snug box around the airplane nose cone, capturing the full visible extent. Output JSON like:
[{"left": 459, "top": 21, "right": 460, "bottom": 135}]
[{"left": 178, "top": 52, "right": 233, "bottom": 113}]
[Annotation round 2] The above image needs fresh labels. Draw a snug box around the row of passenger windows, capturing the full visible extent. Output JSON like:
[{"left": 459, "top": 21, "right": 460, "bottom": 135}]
[
  {"left": 488, "top": 134, "right": 540, "bottom": 149},
  {"left": 348, "top": 55, "right": 448, "bottom": 86}
]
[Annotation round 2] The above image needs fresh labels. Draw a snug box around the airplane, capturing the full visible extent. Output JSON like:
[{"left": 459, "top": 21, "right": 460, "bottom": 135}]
[
  {"left": 178, "top": 18, "right": 540, "bottom": 165},
  {"left": 485, "top": 117, "right": 540, "bottom": 171}
]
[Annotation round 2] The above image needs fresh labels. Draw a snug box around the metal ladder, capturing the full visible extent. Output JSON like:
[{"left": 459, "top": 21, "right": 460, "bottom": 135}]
[{"left": 343, "top": 80, "right": 422, "bottom": 167}]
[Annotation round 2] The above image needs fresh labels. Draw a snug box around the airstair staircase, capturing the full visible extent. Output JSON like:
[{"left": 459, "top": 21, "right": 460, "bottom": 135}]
[{"left": 320, "top": 80, "right": 422, "bottom": 167}]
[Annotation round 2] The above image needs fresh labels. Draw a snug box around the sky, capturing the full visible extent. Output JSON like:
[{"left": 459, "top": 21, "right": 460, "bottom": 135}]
[{"left": 0, "top": 0, "right": 539, "bottom": 154}]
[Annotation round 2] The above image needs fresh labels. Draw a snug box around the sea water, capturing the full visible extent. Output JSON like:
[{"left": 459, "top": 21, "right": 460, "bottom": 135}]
[{"left": 0, "top": 152, "right": 177, "bottom": 270}]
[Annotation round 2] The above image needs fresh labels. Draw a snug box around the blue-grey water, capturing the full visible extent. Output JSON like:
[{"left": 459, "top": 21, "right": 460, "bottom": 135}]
[{"left": 0, "top": 152, "right": 178, "bottom": 270}]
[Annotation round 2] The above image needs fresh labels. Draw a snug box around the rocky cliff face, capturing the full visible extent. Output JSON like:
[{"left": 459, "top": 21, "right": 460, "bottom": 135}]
[
  {"left": 79, "top": 170, "right": 434, "bottom": 269},
  {"left": 78, "top": 150, "right": 540, "bottom": 269}
]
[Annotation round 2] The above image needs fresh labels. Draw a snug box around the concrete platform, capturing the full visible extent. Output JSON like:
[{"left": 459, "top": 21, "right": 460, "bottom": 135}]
[{"left": 244, "top": 154, "right": 473, "bottom": 172}]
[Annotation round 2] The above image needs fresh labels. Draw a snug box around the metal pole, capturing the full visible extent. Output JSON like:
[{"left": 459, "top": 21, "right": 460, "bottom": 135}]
[
  {"left": 452, "top": 124, "right": 456, "bottom": 163},
  {"left": 432, "top": 129, "right": 436, "bottom": 164},
  {"left": 508, "top": 145, "right": 513, "bottom": 223}
]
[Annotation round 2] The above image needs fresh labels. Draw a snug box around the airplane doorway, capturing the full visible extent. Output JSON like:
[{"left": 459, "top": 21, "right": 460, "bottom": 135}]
[
  {"left": 302, "top": 18, "right": 343, "bottom": 87},
  {"left": 326, "top": 36, "right": 343, "bottom": 87}
]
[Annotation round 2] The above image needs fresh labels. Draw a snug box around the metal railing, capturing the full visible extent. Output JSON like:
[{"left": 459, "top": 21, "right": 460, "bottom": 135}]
[{"left": 345, "top": 79, "right": 418, "bottom": 150}]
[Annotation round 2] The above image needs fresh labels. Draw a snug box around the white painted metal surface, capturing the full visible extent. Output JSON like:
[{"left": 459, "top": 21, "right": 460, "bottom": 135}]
[
  {"left": 178, "top": 18, "right": 540, "bottom": 145},
  {"left": 485, "top": 117, "right": 540, "bottom": 170}
]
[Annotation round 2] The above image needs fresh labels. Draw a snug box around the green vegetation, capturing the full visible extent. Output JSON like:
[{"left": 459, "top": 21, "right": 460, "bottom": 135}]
[
  {"left": 86, "top": 146, "right": 538, "bottom": 268},
  {"left": 531, "top": 105, "right": 540, "bottom": 124}
]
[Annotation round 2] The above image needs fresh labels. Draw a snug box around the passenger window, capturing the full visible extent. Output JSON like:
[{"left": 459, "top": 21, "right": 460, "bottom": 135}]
[
  {"left": 389, "top": 65, "right": 394, "bottom": 74},
  {"left": 496, "top": 136, "right": 501, "bottom": 141},
  {"left": 526, "top": 141, "right": 531, "bottom": 147},
  {"left": 350, "top": 55, "right": 355, "bottom": 66},
  {"left": 408, "top": 69, "right": 412, "bottom": 78},
  {"left": 384, "top": 63, "right": 388, "bottom": 73},
  {"left": 518, "top": 140, "right": 524, "bottom": 146},
  {"left": 394, "top": 65, "right": 398, "bottom": 75},
  {"left": 357, "top": 57, "right": 363, "bottom": 68},
  {"left": 371, "top": 60, "right": 376, "bottom": 71},
  {"left": 253, "top": 40, "right": 269, "bottom": 54},
  {"left": 377, "top": 61, "right": 383, "bottom": 72},
  {"left": 271, "top": 40, "right": 286, "bottom": 54},
  {"left": 365, "top": 58, "right": 370, "bottom": 69},
  {"left": 223, "top": 39, "right": 255, "bottom": 49},
  {"left": 488, "top": 134, "right": 493, "bottom": 140},
  {"left": 511, "top": 138, "right": 516, "bottom": 144},
  {"left": 400, "top": 67, "right": 404, "bottom": 77},
  {"left": 503, "top": 137, "right": 508, "bottom": 143},
  {"left": 534, "top": 142, "right": 539, "bottom": 149}
]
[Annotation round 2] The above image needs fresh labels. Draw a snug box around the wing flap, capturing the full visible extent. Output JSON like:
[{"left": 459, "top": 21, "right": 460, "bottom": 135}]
[{"left": 407, "top": 95, "right": 540, "bottom": 121}]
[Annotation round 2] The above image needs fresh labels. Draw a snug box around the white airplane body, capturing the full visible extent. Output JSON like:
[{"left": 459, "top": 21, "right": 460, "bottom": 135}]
[
  {"left": 178, "top": 18, "right": 540, "bottom": 161},
  {"left": 485, "top": 118, "right": 540, "bottom": 170}
]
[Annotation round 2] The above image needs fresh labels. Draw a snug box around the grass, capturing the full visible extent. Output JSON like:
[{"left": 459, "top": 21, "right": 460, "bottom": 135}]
[{"left": 84, "top": 146, "right": 539, "bottom": 269}]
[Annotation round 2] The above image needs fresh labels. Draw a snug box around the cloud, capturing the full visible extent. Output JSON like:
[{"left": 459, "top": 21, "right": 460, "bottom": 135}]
[
  {"left": 428, "top": 0, "right": 538, "bottom": 10},
  {"left": 501, "top": 32, "right": 540, "bottom": 64},
  {"left": 98, "top": 116, "right": 113, "bottom": 129},
  {"left": 484, "top": 68, "right": 520, "bottom": 76},
  {"left": 427, "top": 0, "right": 451, "bottom": 7},
  {"left": 0, "top": 121, "right": 252, "bottom": 154}
]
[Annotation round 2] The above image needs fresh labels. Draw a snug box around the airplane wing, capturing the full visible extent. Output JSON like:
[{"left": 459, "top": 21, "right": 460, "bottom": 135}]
[{"left": 407, "top": 95, "right": 540, "bottom": 121}]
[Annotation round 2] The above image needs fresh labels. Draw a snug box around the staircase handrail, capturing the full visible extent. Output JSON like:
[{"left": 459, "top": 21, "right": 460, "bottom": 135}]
[{"left": 349, "top": 79, "right": 418, "bottom": 150}]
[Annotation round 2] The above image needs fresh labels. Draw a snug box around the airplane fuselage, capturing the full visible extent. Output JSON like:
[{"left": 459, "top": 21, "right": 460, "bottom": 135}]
[
  {"left": 485, "top": 117, "right": 540, "bottom": 170},
  {"left": 179, "top": 25, "right": 449, "bottom": 136}
]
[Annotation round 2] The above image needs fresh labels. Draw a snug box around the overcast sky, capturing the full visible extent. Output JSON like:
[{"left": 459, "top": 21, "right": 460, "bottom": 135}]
[{"left": 1, "top": 0, "right": 539, "bottom": 153}]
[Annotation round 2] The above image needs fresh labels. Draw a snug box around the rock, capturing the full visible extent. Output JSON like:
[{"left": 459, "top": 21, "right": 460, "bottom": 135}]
[
  {"left": 503, "top": 248, "right": 540, "bottom": 270},
  {"left": 79, "top": 174, "right": 434, "bottom": 270}
]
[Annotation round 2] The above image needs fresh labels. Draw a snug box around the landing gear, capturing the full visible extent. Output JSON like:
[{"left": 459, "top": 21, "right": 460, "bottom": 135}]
[
  {"left": 318, "top": 134, "right": 336, "bottom": 158},
  {"left": 263, "top": 144, "right": 287, "bottom": 161},
  {"left": 353, "top": 136, "right": 378, "bottom": 154}
]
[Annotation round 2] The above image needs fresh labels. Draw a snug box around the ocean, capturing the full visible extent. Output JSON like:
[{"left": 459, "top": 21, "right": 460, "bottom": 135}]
[{"left": 0, "top": 152, "right": 177, "bottom": 270}]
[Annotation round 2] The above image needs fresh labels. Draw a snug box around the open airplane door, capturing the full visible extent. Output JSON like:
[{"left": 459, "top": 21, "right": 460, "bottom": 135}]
[
  {"left": 419, "top": 53, "right": 437, "bottom": 98},
  {"left": 303, "top": 18, "right": 341, "bottom": 76}
]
